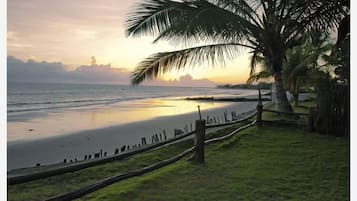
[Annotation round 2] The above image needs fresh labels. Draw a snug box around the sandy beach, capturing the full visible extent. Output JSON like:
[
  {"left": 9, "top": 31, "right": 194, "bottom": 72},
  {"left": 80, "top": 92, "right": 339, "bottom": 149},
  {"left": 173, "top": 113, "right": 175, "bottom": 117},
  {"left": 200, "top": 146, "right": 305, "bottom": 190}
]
[{"left": 8, "top": 99, "right": 263, "bottom": 170}]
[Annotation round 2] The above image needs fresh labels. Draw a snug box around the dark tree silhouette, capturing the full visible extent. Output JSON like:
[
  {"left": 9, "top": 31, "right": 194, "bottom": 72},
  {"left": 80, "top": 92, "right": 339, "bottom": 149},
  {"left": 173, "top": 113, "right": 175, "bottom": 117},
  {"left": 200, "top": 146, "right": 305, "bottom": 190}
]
[{"left": 126, "top": 0, "right": 348, "bottom": 112}]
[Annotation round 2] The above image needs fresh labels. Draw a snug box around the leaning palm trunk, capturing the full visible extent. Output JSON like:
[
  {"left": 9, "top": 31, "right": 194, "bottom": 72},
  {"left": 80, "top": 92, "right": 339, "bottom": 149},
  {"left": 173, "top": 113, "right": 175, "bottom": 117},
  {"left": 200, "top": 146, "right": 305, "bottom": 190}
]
[
  {"left": 274, "top": 72, "right": 293, "bottom": 112},
  {"left": 126, "top": 0, "right": 347, "bottom": 113},
  {"left": 293, "top": 93, "right": 299, "bottom": 107},
  {"left": 293, "top": 78, "right": 299, "bottom": 106}
]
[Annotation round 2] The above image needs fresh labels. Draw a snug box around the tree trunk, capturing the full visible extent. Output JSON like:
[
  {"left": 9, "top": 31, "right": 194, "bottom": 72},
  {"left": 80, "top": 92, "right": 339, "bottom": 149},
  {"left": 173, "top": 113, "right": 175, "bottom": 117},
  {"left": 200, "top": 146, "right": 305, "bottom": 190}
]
[
  {"left": 274, "top": 72, "right": 293, "bottom": 112},
  {"left": 314, "top": 73, "right": 332, "bottom": 134},
  {"left": 293, "top": 78, "right": 299, "bottom": 107},
  {"left": 293, "top": 93, "right": 299, "bottom": 107}
]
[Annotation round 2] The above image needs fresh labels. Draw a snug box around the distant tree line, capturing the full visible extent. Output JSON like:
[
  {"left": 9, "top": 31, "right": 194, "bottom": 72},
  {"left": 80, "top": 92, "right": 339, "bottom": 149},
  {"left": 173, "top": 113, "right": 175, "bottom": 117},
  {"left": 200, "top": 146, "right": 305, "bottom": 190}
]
[{"left": 216, "top": 82, "right": 272, "bottom": 90}]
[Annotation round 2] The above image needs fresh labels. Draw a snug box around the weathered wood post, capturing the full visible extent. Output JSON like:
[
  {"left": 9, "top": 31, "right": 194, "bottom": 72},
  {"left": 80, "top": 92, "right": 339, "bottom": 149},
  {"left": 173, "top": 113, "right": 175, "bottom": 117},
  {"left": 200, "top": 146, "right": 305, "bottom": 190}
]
[
  {"left": 163, "top": 130, "right": 167, "bottom": 140},
  {"left": 194, "top": 119, "right": 206, "bottom": 163},
  {"left": 257, "top": 89, "right": 263, "bottom": 127},
  {"left": 197, "top": 105, "right": 202, "bottom": 120},
  {"left": 141, "top": 137, "right": 147, "bottom": 146}
]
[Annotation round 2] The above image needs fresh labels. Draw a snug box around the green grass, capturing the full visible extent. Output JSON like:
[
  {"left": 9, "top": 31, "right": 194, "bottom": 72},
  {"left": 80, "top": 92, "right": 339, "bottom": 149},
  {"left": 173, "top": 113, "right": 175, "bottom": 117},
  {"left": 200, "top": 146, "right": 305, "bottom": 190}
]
[
  {"left": 78, "top": 127, "right": 348, "bottom": 201},
  {"left": 8, "top": 102, "right": 349, "bottom": 201},
  {"left": 7, "top": 123, "right": 248, "bottom": 201}
]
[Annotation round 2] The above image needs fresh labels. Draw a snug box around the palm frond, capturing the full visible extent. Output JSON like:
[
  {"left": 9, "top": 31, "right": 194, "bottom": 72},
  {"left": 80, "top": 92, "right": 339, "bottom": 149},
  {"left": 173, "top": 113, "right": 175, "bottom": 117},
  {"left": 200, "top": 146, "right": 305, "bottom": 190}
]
[
  {"left": 126, "top": 0, "right": 190, "bottom": 37},
  {"left": 131, "top": 43, "right": 253, "bottom": 85},
  {"left": 127, "top": 0, "right": 262, "bottom": 45},
  {"left": 246, "top": 70, "right": 272, "bottom": 84},
  {"left": 282, "top": 0, "right": 348, "bottom": 47},
  {"left": 249, "top": 49, "right": 265, "bottom": 76}
]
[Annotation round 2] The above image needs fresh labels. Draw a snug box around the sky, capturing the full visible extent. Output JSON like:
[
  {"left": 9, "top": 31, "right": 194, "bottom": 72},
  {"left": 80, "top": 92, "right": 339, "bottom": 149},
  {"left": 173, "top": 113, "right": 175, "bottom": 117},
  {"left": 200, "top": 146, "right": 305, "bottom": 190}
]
[{"left": 7, "top": 0, "right": 253, "bottom": 84}]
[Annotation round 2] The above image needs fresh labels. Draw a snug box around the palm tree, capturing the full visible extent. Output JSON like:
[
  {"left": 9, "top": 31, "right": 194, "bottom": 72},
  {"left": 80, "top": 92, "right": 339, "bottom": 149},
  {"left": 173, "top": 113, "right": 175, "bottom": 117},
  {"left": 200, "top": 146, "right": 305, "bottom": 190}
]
[
  {"left": 247, "top": 36, "right": 333, "bottom": 105},
  {"left": 126, "top": 0, "right": 348, "bottom": 112}
]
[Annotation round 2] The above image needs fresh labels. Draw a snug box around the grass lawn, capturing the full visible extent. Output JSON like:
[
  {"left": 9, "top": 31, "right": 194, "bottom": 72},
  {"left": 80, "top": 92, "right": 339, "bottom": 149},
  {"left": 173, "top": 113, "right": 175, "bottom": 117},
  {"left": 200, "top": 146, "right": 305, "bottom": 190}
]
[
  {"left": 79, "top": 126, "right": 348, "bottom": 201},
  {"left": 8, "top": 102, "right": 349, "bottom": 201},
  {"left": 7, "top": 122, "right": 248, "bottom": 201}
]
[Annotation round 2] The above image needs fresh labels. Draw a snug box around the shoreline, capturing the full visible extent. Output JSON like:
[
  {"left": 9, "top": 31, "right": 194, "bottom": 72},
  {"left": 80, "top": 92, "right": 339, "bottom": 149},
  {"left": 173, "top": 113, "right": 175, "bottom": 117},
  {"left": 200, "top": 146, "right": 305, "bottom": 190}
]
[{"left": 8, "top": 100, "right": 264, "bottom": 170}]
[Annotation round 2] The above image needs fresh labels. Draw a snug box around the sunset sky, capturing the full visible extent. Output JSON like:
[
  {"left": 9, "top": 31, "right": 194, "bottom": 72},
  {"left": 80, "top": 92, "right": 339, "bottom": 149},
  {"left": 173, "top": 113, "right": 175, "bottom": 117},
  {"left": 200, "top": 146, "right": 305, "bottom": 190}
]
[{"left": 7, "top": 0, "right": 253, "bottom": 84}]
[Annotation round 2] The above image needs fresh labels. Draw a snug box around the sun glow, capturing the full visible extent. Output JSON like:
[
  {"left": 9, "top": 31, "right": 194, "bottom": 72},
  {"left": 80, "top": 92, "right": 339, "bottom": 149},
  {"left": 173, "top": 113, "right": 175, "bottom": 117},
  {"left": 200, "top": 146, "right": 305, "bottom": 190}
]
[{"left": 8, "top": 0, "right": 253, "bottom": 85}]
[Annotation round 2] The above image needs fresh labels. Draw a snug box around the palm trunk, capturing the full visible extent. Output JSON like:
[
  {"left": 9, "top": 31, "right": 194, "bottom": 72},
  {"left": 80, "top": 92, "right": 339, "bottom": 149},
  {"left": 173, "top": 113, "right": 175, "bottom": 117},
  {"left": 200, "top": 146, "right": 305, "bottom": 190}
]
[
  {"left": 293, "top": 78, "right": 299, "bottom": 107},
  {"left": 274, "top": 72, "right": 293, "bottom": 112},
  {"left": 293, "top": 93, "right": 299, "bottom": 107}
]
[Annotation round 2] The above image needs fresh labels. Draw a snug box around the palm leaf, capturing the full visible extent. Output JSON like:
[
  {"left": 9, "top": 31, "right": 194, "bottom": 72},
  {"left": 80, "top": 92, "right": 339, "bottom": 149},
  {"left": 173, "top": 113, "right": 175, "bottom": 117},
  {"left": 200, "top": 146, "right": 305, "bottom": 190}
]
[
  {"left": 246, "top": 70, "right": 272, "bottom": 84},
  {"left": 249, "top": 48, "right": 265, "bottom": 76},
  {"left": 131, "top": 43, "right": 253, "bottom": 84},
  {"left": 126, "top": 0, "right": 262, "bottom": 45}
]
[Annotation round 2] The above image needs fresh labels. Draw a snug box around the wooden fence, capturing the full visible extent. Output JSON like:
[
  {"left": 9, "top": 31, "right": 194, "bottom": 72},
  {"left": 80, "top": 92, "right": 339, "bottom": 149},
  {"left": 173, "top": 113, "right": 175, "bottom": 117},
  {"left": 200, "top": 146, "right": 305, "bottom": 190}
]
[
  {"left": 10, "top": 90, "right": 312, "bottom": 201},
  {"left": 44, "top": 99, "right": 310, "bottom": 201},
  {"left": 8, "top": 110, "right": 258, "bottom": 185},
  {"left": 45, "top": 120, "right": 257, "bottom": 201}
]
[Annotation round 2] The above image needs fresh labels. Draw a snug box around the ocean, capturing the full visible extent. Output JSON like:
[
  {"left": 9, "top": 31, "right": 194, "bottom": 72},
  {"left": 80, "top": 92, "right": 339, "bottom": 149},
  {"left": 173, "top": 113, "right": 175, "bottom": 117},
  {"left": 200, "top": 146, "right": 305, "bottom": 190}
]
[
  {"left": 8, "top": 82, "right": 260, "bottom": 169},
  {"left": 8, "top": 82, "right": 258, "bottom": 142},
  {"left": 8, "top": 82, "right": 255, "bottom": 114}
]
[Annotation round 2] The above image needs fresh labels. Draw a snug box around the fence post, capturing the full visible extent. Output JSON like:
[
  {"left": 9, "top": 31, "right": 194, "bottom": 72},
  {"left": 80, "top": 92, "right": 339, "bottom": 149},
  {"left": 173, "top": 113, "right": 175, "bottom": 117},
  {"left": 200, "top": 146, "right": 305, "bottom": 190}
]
[
  {"left": 194, "top": 120, "right": 206, "bottom": 163},
  {"left": 257, "top": 89, "right": 263, "bottom": 127}
]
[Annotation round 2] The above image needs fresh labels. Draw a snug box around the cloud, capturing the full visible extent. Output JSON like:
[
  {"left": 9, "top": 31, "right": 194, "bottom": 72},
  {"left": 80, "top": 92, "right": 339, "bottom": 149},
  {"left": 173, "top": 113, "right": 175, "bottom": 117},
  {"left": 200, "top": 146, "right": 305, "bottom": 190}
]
[
  {"left": 69, "top": 63, "right": 130, "bottom": 84},
  {"left": 7, "top": 56, "right": 68, "bottom": 83},
  {"left": 7, "top": 56, "right": 216, "bottom": 87},
  {"left": 7, "top": 56, "right": 130, "bottom": 84},
  {"left": 144, "top": 74, "right": 216, "bottom": 88}
]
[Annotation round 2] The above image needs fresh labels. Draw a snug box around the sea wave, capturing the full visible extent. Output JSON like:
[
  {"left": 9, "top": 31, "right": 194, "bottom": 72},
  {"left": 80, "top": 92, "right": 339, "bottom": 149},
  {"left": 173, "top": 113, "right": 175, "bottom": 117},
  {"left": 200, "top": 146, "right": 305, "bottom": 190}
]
[{"left": 7, "top": 95, "right": 173, "bottom": 113}]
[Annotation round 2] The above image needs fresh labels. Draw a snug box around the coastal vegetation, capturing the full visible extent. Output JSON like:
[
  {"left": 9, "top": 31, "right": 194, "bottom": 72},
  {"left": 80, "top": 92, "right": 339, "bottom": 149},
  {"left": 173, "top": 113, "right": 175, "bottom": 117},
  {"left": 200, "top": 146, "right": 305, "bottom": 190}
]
[
  {"left": 217, "top": 82, "right": 272, "bottom": 90},
  {"left": 7, "top": 0, "right": 349, "bottom": 200},
  {"left": 7, "top": 101, "right": 349, "bottom": 201},
  {"left": 80, "top": 125, "right": 348, "bottom": 201},
  {"left": 126, "top": 0, "right": 348, "bottom": 113}
]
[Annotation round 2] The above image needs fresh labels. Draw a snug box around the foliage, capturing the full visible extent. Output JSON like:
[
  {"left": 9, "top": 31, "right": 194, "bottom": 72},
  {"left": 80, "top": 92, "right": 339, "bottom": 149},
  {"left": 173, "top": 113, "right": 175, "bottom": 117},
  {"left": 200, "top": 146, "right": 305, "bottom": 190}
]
[
  {"left": 126, "top": 0, "right": 348, "bottom": 84},
  {"left": 217, "top": 82, "right": 271, "bottom": 90},
  {"left": 7, "top": 123, "right": 247, "bottom": 201},
  {"left": 80, "top": 120, "right": 348, "bottom": 200},
  {"left": 8, "top": 103, "right": 349, "bottom": 200}
]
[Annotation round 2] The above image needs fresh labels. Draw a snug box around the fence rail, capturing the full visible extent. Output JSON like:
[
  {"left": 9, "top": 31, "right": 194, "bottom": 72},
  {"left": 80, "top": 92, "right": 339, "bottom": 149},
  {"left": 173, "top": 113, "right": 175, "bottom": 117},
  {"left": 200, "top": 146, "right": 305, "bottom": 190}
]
[
  {"left": 45, "top": 120, "right": 257, "bottom": 201},
  {"left": 8, "top": 110, "right": 258, "bottom": 185},
  {"left": 10, "top": 89, "right": 313, "bottom": 201},
  {"left": 262, "top": 109, "right": 308, "bottom": 116},
  {"left": 8, "top": 130, "right": 195, "bottom": 185}
]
